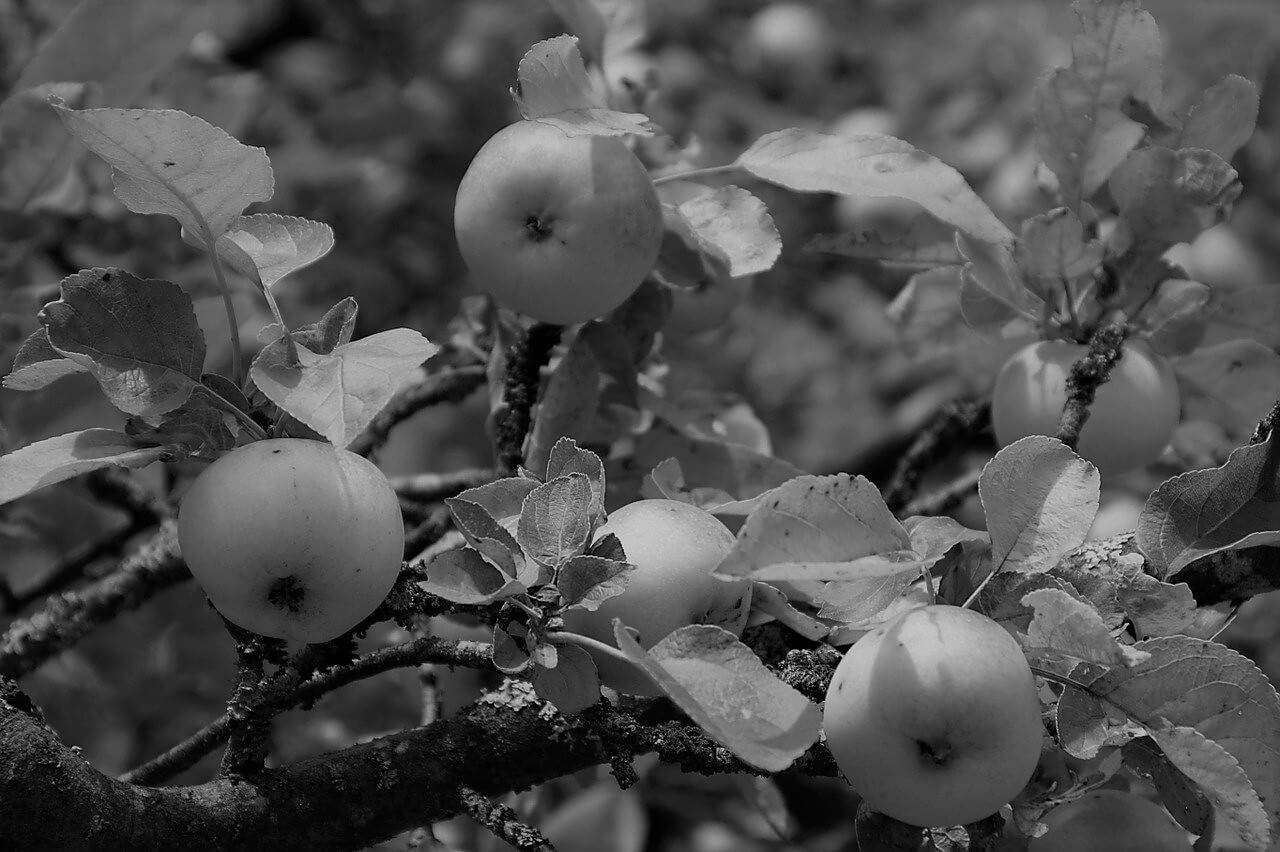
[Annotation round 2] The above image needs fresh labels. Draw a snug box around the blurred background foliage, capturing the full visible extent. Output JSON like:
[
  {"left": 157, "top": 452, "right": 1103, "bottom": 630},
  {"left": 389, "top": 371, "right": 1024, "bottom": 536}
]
[{"left": 1, "top": 0, "right": 1280, "bottom": 849}]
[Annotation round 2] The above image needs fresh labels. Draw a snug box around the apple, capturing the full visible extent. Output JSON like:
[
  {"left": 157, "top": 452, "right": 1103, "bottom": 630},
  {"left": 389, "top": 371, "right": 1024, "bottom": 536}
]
[
  {"left": 743, "top": 2, "right": 837, "bottom": 80},
  {"left": 178, "top": 438, "right": 404, "bottom": 643},
  {"left": 991, "top": 340, "right": 1180, "bottom": 476},
  {"left": 823, "top": 605, "right": 1044, "bottom": 827},
  {"left": 453, "top": 120, "right": 663, "bottom": 325},
  {"left": 1030, "top": 790, "right": 1192, "bottom": 851},
  {"left": 561, "top": 499, "right": 752, "bottom": 696}
]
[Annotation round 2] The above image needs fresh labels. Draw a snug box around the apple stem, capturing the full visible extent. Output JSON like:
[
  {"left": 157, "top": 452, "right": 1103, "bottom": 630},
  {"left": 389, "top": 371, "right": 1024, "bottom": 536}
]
[
  {"left": 545, "top": 630, "right": 635, "bottom": 668},
  {"left": 209, "top": 249, "right": 245, "bottom": 388},
  {"left": 652, "top": 164, "right": 740, "bottom": 186},
  {"left": 196, "top": 383, "right": 269, "bottom": 442},
  {"left": 920, "top": 565, "right": 937, "bottom": 603},
  {"left": 959, "top": 563, "right": 998, "bottom": 611}
]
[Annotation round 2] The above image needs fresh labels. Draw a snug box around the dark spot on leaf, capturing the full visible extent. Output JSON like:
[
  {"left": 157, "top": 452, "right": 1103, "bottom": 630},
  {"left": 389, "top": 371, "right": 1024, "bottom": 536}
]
[
  {"left": 162, "top": 160, "right": 176, "bottom": 168},
  {"left": 268, "top": 575, "right": 306, "bottom": 612}
]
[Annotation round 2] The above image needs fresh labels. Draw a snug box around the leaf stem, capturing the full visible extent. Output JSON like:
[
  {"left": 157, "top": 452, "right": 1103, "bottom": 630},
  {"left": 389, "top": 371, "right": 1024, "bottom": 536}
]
[
  {"left": 544, "top": 630, "right": 635, "bottom": 668},
  {"left": 651, "top": 164, "right": 741, "bottom": 186},
  {"left": 196, "top": 384, "right": 268, "bottom": 442},
  {"left": 208, "top": 250, "right": 244, "bottom": 387}
]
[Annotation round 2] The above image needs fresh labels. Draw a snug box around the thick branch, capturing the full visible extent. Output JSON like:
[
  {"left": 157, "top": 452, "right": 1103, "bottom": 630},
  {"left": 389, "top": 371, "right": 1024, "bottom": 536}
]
[
  {"left": 493, "top": 323, "right": 562, "bottom": 474},
  {"left": 1055, "top": 319, "right": 1130, "bottom": 449},
  {"left": 0, "top": 522, "right": 187, "bottom": 679}
]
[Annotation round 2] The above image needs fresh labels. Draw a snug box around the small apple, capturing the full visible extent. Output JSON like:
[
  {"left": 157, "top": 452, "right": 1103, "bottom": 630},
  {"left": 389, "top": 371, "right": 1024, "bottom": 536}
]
[
  {"left": 823, "top": 605, "right": 1044, "bottom": 827},
  {"left": 454, "top": 120, "right": 663, "bottom": 325},
  {"left": 1031, "top": 790, "right": 1192, "bottom": 851},
  {"left": 743, "top": 2, "right": 837, "bottom": 81},
  {"left": 991, "top": 340, "right": 1180, "bottom": 476},
  {"left": 178, "top": 438, "right": 404, "bottom": 643},
  {"left": 561, "top": 499, "right": 751, "bottom": 696}
]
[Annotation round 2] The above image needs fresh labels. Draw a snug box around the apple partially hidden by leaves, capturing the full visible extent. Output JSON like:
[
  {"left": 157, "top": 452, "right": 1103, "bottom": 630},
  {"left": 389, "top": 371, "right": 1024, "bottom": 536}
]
[
  {"left": 1030, "top": 790, "right": 1192, "bottom": 851},
  {"left": 562, "top": 499, "right": 751, "bottom": 696},
  {"left": 823, "top": 605, "right": 1044, "bottom": 827},
  {"left": 178, "top": 438, "right": 404, "bottom": 643},
  {"left": 453, "top": 120, "right": 663, "bottom": 325},
  {"left": 992, "top": 340, "right": 1180, "bottom": 476}
]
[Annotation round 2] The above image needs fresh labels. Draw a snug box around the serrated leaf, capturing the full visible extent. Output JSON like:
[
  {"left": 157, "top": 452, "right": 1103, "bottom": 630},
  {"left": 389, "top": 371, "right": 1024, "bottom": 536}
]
[
  {"left": 13, "top": 0, "right": 213, "bottom": 108},
  {"left": 273, "top": 297, "right": 358, "bottom": 355},
  {"left": 511, "top": 35, "right": 652, "bottom": 137},
  {"left": 445, "top": 497, "right": 526, "bottom": 581},
  {"left": 0, "top": 429, "right": 170, "bottom": 506},
  {"left": 126, "top": 391, "right": 237, "bottom": 456},
  {"left": 1122, "top": 736, "right": 1213, "bottom": 836},
  {"left": 55, "top": 105, "right": 274, "bottom": 245},
  {"left": 250, "top": 328, "right": 438, "bottom": 448},
  {"left": 532, "top": 641, "right": 600, "bottom": 713},
  {"left": 1072, "top": 636, "right": 1280, "bottom": 844},
  {"left": 557, "top": 554, "right": 634, "bottom": 610},
  {"left": 1110, "top": 147, "right": 1241, "bottom": 247},
  {"left": 546, "top": 437, "right": 607, "bottom": 520},
  {"left": 1176, "top": 74, "right": 1259, "bottom": 161},
  {"left": 1023, "top": 588, "right": 1148, "bottom": 667},
  {"left": 670, "top": 186, "right": 781, "bottom": 278},
  {"left": 2, "top": 328, "right": 87, "bottom": 390},
  {"left": 1117, "top": 574, "right": 1196, "bottom": 640},
  {"left": 1149, "top": 724, "right": 1270, "bottom": 851},
  {"left": 1174, "top": 340, "right": 1280, "bottom": 442},
  {"left": 518, "top": 474, "right": 594, "bottom": 568},
  {"left": 736, "top": 129, "right": 1012, "bottom": 245},
  {"left": 1137, "top": 429, "right": 1280, "bottom": 579},
  {"left": 39, "top": 268, "right": 205, "bottom": 418},
  {"left": 454, "top": 478, "right": 540, "bottom": 531},
  {"left": 418, "top": 546, "right": 525, "bottom": 605},
  {"left": 1034, "top": 0, "right": 1163, "bottom": 208},
  {"left": 493, "top": 623, "right": 533, "bottom": 674},
  {"left": 630, "top": 419, "right": 804, "bottom": 504},
  {"left": 215, "top": 214, "right": 334, "bottom": 290},
  {"left": 612, "top": 623, "right": 821, "bottom": 772},
  {"left": 981, "top": 437, "right": 1100, "bottom": 574},
  {"left": 524, "top": 333, "right": 601, "bottom": 477},
  {"left": 715, "top": 474, "right": 910, "bottom": 582}
]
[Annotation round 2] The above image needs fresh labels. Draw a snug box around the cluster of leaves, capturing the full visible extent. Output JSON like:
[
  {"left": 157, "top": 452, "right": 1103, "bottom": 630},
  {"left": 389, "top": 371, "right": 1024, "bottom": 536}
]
[{"left": 0, "top": 103, "right": 439, "bottom": 504}]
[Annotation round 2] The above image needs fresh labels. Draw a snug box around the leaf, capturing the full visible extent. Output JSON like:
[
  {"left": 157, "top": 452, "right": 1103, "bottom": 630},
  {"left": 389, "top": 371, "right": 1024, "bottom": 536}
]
[
  {"left": 1176, "top": 75, "right": 1260, "bottom": 161},
  {"left": 2, "top": 328, "right": 87, "bottom": 391},
  {"left": 630, "top": 419, "right": 804, "bottom": 503},
  {"left": 1122, "top": 736, "right": 1213, "bottom": 836},
  {"left": 454, "top": 478, "right": 540, "bottom": 531},
  {"left": 1034, "top": 0, "right": 1163, "bottom": 209},
  {"left": 215, "top": 214, "right": 334, "bottom": 290},
  {"left": 1174, "top": 340, "right": 1280, "bottom": 442},
  {"left": 511, "top": 35, "right": 652, "bottom": 137},
  {"left": 545, "top": 0, "right": 646, "bottom": 64},
  {"left": 127, "top": 392, "right": 236, "bottom": 456},
  {"left": 735, "top": 129, "right": 1012, "bottom": 245},
  {"left": 54, "top": 105, "right": 274, "bottom": 245},
  {"left": 715, "top": 474, "right": 911, "bottom": 582},
  {"left": 1015, "top": 208, "right": 1102, "bottom": 300},
  {"left": 524, "top": 334, "right": 601, "bottom": 477},
  {"left": 39, "top": 268, "right": 205, "bottom": 418},
  {"left": 884, "top": 266, "right": 964, "bottom": 343},
  {"left": 0, "top": 83, "right": 91, "bottom": 211},
  {"left": 517, "top": 474, "right": 595, "bottom": 568},
  {"left": 0, "top": 429, "right": 170, "bottom": 506},
  {"left": 1136, "top": 429, "right": 1280, "bottom": 579},
  {"left": 418, "top": 547, "right": 525, "bottom": 605},
  {"left": 958, "top": 233, "right": 1042, "bottom": 334},
  {"left": 669, "top": 186, "right": 781, "bottom": 278},
  {"left": 1110, "top": 147, "right": 1241, "bottom": 247},
  {"left": 250, "top": 328, "right": 438, "bottom": 448},
  {"left": 1143, "top": 279, "right": 1210, "bottom": 357},
  {"left": 532, "top": 642, "right": 600, "bottom": 714},
  {"left": 12, "top": 0, "right": 214, "bottom": 107},
  {"left": 445, "top": 496, "right": 527, "bottom": 582},
  {"left": 612, "top": 623, "right": 821, "bottom": 772},
  {"left": 1117, "top": 573, "right": 1196, "bottom": 640},
  {"left": 1076, "top": 636, "right": 1280, "bottom": 845},
  {"left": 1148, "top": 724, "right": 1270, "bottom": 851},
  {"left": 276, "top": 297, "right": 358, "bottom": 355},
  {"left": 748, "top": 581, "right": 830, "bottom": 641},
  {"left": 557, "top": 555, "right": 634, "bottom": 610},
  {"left": 1023, "top": 588, "right": 1148, "bottom": 667},
  {"left": 980, "top": 437, "right": 1101, "bottom": 574},
  {"left": 546, "top": 437, "right": 607, "bottom": 520}
]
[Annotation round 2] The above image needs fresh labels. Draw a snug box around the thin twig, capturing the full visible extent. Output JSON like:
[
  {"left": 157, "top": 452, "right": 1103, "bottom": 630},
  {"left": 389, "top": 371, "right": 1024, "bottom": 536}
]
[
  {"left": 493, "top": 323, "right": 562, "bottom": 474},
  {"left": 457, "top": 786, "right": 553, "bottom": 851},
  {"left": 899, "top": 468, "right": 982, "bottom": 518},
  {"left": 348, "top": 366, "right": 487, "bottom": 457},
  {"left": 882, "top": 400, "right": 990, "bottom": 511},
  {"left": 1055, "top": 319, "right": 1130, "bottom": 450},
  {"left": 390, "top": 468, "right": 496, "bottom": 502},
  {"left": 219, "top": 635, "right": 273, "bottom": 779}
]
